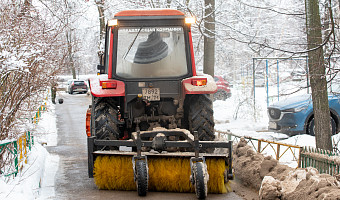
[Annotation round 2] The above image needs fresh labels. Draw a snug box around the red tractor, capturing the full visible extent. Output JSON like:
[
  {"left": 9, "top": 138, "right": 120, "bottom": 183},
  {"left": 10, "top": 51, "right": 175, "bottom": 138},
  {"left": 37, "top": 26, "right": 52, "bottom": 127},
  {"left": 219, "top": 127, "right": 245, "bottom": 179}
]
[{"left": 86, "top": 9, "right": 233, "bottom": 199}]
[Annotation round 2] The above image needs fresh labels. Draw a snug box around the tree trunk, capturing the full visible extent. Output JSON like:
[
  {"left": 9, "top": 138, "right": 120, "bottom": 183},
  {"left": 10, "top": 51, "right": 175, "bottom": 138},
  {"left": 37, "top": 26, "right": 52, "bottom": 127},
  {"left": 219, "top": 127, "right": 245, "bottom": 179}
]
[
  {"left": 96, "top": 0, "right": 105, "bottom": 47},
  {"left": 66, "top": 31, "right": 76, "bottom": 79},
  {"left": 305, "top": 0, "right": 332, "bottom": 151},
  {"left": 203, "top": 0, "right": 215, "bottom": 77},
  {"left": 96, "top": 0, "right": 105, "bottom": 66}
]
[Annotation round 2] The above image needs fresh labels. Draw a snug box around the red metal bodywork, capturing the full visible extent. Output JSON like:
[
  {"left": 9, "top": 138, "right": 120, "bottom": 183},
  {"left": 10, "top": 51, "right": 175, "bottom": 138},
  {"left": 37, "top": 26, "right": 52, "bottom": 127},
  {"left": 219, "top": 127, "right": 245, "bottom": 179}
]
[
  {"left": 114, "top": 9, "right": 185, "bottom": 17},
  {"left": 89, "top": 75, "right": 125, "bottom": 97},
  {"left": 86, "top": 107, "right": 91, "bottom": 137},
  {"left": 182, "top": 76, "right": 217, "bottom": 95}
]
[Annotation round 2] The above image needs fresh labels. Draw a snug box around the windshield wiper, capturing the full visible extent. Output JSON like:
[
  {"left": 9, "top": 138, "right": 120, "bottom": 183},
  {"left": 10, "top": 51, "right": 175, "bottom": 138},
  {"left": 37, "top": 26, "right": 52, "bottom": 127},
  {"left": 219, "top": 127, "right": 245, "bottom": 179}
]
[{"left": 123, "top": 26, "right": 143, "bottom": 59}]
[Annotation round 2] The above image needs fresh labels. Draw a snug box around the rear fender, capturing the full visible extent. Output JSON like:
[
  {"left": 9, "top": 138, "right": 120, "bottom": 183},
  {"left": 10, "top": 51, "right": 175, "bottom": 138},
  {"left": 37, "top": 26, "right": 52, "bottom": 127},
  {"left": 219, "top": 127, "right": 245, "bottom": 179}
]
[
  {"left": 89, "top": 75, "right": 125, "bottom": 97},
  {"left": 182, "top": 74, "right": 217, "bottom": 95}
]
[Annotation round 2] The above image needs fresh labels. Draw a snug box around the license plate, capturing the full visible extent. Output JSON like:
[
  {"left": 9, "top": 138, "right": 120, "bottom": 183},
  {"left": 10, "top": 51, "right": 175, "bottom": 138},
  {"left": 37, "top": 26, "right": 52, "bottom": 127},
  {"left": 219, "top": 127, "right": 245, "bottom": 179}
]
[
  {"left": 142, "top": 88, "right": 160, "bottom": 101},
  {"left": 269, "top": 122, "right": 277, "bottom": 129}
]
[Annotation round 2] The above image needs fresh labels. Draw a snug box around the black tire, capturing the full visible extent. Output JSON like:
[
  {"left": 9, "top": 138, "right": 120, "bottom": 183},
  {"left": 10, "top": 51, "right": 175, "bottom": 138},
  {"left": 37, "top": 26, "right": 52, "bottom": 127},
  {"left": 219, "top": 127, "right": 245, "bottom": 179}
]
[
  {"left": 188, "top": 95, "right": 215, "bottom": 141},
  {"left": 193, "top": 162, "right": 207, "bottom": 200},
  {"left": 94, "top": 97, "right": 120, "bottom": 140},
  {"left": 136, "top": 160, "right": 148, "bottom": 196},
  {"left": 70, "top": 90, "right": 73, "bottom": 94},
  {"left": 308, "top": 117, "right": 336, "bottom": 136},
  {"left": 213, "top": 89, "right": 227, "bottom": 101}
]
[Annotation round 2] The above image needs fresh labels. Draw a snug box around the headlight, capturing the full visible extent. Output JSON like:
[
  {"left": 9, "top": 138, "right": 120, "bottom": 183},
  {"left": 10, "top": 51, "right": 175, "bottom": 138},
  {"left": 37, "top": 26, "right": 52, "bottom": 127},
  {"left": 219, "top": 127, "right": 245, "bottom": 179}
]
[{"left": 283, "top": 106, "right": 307, "bottom": 113}]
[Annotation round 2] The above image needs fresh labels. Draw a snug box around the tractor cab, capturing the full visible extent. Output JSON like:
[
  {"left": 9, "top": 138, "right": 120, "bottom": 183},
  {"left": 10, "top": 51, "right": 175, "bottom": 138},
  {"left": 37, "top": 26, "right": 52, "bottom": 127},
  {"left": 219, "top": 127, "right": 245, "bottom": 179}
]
[{"left": 99, "top": 10, "right": 196, "bottom": 80}]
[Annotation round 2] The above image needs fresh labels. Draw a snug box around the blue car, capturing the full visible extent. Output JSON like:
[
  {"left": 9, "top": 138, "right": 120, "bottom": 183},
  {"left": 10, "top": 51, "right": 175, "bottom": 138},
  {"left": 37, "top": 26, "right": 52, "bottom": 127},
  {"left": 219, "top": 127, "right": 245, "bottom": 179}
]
[{"left": 267, "top": 93, "right": 340, "bottom": 136}]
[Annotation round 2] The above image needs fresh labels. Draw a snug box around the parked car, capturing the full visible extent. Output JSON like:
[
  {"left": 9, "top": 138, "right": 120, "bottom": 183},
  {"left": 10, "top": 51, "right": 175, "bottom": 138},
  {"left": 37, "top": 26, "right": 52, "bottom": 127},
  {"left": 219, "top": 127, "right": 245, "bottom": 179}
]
[
  {"left": 267, "top": 93, "right": 340, "bottom": 136},
  {"left": 66, "top": 79, "right": 74, "bottom": 92},
  {"left": 67, "top": 80, "right": 88, "bottom": 94},
  {"left": 213, "top": 75, "right": 232, "bottom": 101}
]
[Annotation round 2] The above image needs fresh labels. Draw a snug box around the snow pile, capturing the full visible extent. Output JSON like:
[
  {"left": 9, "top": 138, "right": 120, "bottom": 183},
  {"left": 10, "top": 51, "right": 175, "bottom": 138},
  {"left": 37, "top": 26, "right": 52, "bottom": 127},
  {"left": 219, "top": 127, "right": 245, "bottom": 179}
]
[
  {"left": 233, "top": 138, "right": 292, "bottom": 190},
  {"left": 233, "top": 138, "right": 340, "bottom": 199},
  {"left": 260, "top": 167, "right": 340, "bottom": 199}
]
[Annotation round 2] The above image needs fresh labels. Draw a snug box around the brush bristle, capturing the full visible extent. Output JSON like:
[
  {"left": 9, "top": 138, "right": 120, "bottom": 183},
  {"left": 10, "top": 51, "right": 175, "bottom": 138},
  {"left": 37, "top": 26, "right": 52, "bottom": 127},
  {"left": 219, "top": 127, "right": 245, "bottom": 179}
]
[{"left": 93, "top": 155, "right": 230, "bottom": 193}]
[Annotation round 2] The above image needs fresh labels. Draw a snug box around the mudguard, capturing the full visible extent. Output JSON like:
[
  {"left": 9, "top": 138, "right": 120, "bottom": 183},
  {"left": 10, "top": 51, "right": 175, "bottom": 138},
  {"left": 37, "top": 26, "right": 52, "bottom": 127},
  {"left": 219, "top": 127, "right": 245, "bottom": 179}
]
[
  {"left": 89, "top": 75, "right": 125, "bottom": 97},
  {"left": 182, "top": 74, "right": 217, "bottom": 95}
]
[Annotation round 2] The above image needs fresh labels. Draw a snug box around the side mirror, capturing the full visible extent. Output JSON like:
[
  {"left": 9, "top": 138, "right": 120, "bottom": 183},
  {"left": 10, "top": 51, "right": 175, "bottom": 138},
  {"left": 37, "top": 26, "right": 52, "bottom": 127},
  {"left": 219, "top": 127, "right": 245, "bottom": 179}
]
[{"left": 97, "top": 65, "right": 105, "bottom": 74}]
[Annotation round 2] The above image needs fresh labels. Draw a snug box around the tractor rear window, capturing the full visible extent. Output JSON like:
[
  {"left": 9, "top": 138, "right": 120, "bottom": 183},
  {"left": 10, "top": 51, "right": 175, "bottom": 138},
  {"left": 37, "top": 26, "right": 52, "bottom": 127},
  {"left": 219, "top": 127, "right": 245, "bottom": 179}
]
[{"left": 116, "top": 26, "right": 188, "bottom": 78}]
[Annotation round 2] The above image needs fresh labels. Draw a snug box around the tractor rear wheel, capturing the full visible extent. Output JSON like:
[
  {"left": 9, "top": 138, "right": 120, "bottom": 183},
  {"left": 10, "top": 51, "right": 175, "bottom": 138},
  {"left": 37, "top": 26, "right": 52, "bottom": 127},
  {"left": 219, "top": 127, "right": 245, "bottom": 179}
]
[
  {"left": 94, "top": 97, "right": 120, "bottom": 140},
  {"left": 188, "top": 94, "right": 215, "bottom": 141}
]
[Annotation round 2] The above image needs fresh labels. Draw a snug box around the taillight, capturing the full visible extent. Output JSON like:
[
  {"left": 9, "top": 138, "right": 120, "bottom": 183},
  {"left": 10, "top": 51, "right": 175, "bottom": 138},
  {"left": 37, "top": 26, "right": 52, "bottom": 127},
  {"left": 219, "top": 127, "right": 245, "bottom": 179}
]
[
  {"left": 102, "top": 81, "right": 117, "bottom": 89},
  {"left": 191, "top": 78, "right": 207, "bottom": 86}
]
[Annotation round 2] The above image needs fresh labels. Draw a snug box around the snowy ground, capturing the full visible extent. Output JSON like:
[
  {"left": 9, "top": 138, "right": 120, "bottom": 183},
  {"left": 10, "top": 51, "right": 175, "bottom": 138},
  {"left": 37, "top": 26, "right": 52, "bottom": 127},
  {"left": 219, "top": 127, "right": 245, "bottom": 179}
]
[{"left": 1, "top": 79, "right": 340, "bottom": 199}]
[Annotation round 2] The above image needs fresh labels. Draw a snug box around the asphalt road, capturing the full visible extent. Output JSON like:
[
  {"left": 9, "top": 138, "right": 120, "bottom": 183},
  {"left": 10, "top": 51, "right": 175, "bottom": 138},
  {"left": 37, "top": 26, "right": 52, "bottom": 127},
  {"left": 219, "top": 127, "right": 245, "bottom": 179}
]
[{"left": 46, "top": 93, "right": 244, "bottom": 200}]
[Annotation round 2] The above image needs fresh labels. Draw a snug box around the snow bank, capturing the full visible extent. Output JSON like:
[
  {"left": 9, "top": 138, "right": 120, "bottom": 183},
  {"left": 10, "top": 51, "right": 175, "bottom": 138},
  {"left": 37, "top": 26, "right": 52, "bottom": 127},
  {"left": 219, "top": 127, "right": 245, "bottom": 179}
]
[
  {"left": 233, "top": 138, "right": 340, "bottom": 199},
  {"left": 260, "top": 167, "right": 340, "bottom": 200},
  {"left": 0, "top": 97, "right": 58, "bottom": 200},
  {"left": 0, "top": 144, "right": 47, "bottom": 199},
  {"left": 233, "top": 137, "right": 292, "bottom": 190}
]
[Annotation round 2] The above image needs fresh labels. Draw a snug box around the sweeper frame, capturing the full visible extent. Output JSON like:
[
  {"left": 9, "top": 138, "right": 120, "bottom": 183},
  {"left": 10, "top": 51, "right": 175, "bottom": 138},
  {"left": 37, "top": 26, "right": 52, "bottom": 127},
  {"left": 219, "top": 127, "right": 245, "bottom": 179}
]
[{"left": 87, "top": 129, "right": 233, "bottom": 198}]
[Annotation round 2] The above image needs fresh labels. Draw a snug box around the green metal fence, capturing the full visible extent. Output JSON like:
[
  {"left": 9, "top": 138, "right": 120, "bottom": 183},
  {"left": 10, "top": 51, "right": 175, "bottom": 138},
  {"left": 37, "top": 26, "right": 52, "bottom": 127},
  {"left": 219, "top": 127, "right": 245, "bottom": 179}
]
[
  {"left": 0, "top": 131, "right": 34, "bottom": 178},
  {"left": 0, "top": 100, "right": 45, "bottom": 179},
  {"left": 1, "top": 93, "right": 48, "bottom": 180},
  {"left": 301, "top": 147, "right": 340, "bottom": 176}
]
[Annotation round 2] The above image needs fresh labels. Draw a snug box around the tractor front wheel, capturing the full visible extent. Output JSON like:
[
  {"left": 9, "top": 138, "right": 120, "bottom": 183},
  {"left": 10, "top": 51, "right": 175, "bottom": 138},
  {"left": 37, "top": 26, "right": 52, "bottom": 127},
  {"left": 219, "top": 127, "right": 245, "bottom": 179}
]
[
  {"left": 193, "top": 162, "right": 208, "bottom": 199},
  {"left": 136, "top": 160, "right": 148, "bottom": 196}
]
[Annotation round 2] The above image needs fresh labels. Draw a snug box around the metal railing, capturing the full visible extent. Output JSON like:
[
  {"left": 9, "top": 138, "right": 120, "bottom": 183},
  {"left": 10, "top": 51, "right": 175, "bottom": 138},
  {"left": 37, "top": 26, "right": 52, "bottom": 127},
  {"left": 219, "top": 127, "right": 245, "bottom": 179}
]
[
  {"left": 216, "top": 129, "right": 340, "bottom": 176},
  {"left": 216, "top": 130, "right": 302, "bottom": 167},
  {"left": 32, "top": 104, "right": 47, "bottom": 124},
  {"left": 0, "top": 99, "right": 46, "bottom": 180},
  {"left": 301, "top": 146, "right": 340, "bottom": 176},
  {"left": 0, "top": 132, "right": 34, "bottom": 178}
]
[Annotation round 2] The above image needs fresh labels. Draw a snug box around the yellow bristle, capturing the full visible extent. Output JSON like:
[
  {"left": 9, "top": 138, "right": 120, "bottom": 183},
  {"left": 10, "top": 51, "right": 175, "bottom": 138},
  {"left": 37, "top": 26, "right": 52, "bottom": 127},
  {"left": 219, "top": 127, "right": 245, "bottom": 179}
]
[
  {"left": 148, "top": 157, "right": 194, "bottom": 192},
  {"left": 94, "top": 156, "right": 136, "bottom": 190},
  {"left": 93, "top": 155, "right": 230, "bottom": 193}
]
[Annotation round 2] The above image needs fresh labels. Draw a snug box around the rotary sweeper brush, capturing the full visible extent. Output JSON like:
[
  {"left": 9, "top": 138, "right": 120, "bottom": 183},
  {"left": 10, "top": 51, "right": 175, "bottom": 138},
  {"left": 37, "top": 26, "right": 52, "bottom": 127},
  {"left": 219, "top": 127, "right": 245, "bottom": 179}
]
[{"left": 85, "top": 9, "right": 234, "bottom": 199}]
